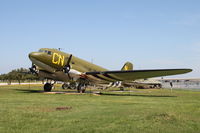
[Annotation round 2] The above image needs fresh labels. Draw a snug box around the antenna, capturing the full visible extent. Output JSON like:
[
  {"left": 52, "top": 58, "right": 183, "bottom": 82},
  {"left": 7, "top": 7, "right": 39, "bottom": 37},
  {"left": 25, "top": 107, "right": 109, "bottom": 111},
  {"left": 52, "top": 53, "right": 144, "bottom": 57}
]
[{"left": 58, "top": 48, "right": 64, "bottom": 51}]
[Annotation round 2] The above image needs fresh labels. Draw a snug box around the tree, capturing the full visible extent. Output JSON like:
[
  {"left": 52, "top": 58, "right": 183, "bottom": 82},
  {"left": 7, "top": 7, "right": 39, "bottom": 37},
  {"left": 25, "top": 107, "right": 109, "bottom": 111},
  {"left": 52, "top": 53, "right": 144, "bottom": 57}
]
[
  {"left": 1, "top": 68, "right": 39, "bottom": 84},
  {"left": 0, "top": 74, "right": 6, "bottom": 81}
]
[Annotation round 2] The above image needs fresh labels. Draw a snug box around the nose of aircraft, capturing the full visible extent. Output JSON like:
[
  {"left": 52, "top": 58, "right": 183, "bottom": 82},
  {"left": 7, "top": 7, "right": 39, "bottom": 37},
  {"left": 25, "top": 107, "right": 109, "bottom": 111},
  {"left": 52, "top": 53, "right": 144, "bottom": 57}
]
[{"left": 29, "top": 52, "right": 42, "bottom": 60}]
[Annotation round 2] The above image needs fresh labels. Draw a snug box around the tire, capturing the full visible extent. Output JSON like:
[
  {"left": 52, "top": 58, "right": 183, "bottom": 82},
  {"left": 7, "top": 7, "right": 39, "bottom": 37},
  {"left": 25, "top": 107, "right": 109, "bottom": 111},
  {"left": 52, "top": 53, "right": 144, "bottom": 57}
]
[
  {"left": 62, "top": 84, "right": 68, "bottom": 89},
  {"left": 77, "top": 84, "right": 86, "bottom": 93},
  {"left": 44, "top": 83, "right": 52, "bottom": 92},
  {"left": 62, "top": 84, "right": 65, "bottom": 89},
  {"left": 77, "top": 84, "right": 81, "bottom": 93},
  {"left": 81, "top": 88, "right": 86, "bottom": 93}
]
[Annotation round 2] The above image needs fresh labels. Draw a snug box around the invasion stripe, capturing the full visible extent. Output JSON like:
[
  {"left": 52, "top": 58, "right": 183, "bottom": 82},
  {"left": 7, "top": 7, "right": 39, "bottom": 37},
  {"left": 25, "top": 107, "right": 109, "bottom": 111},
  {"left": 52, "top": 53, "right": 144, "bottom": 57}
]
[
  {"left": 99, "top": 74, "right": 116, "bottom": 82},
  {"left": 92, "top": 75, "right": 112, "bottom": 82},
  {"left": 103, "top": 73, "right": 122, "bottom": 81}
]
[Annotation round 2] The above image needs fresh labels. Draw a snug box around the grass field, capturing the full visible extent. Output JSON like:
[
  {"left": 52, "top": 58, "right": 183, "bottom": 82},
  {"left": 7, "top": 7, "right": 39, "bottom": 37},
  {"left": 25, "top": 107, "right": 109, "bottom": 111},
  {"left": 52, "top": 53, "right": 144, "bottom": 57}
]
[{"left": 0, "top": 85, "right": 199, "bottom": 133}]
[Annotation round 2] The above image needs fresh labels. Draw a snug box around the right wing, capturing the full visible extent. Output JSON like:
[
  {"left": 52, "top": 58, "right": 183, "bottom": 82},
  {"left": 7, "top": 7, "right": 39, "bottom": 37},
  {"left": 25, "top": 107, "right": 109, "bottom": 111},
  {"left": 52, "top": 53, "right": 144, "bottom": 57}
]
[{"left": 85, "top": 69, "right": 192, "bottom": 82}]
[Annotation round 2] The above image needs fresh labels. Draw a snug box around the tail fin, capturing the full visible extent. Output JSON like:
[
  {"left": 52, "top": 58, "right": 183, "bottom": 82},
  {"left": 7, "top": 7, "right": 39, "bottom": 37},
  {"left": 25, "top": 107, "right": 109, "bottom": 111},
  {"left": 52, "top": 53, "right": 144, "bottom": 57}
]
[{"left": 121, "top": 62, "right": 133, "bottom": 71}]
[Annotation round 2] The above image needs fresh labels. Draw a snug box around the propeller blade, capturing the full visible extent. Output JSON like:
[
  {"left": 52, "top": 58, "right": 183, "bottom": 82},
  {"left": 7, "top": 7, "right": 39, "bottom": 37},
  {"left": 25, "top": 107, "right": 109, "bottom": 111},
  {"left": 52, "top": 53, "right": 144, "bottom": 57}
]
[
  {"left": 63, "top": 54, "right": 72, "bottom": 73},
  {"left": 66, "top": 54, "right": 72, "bottom": 66}
]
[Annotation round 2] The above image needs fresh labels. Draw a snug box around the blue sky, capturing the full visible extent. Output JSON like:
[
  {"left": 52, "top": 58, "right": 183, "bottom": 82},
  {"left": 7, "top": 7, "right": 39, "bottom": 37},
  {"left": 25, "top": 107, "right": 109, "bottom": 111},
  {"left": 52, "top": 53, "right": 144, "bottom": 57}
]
[{"left": 0, "top": 0, "right": 200, "bottom": 78}]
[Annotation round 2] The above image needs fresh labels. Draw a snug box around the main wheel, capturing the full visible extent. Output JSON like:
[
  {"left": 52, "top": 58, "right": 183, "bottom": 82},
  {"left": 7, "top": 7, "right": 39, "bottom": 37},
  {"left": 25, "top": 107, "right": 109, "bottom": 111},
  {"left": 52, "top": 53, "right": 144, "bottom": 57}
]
[
  {"left": 81, "top": 88, "right": 86, "bottom": 93},
  {"left": 69, "top": 82, "right": 77, "bottom": 90},
  {"left": 44, "top": 83, "right": 52, "bottom": 92},
  {"left": 62, "top": 83, "right": 69, "bottom": 89},
  {"left": 77, "top": 84, "right": 86, "bottom": 93},
  {"left": 77, "top": 84, "right": 81, "bottom": 93}
]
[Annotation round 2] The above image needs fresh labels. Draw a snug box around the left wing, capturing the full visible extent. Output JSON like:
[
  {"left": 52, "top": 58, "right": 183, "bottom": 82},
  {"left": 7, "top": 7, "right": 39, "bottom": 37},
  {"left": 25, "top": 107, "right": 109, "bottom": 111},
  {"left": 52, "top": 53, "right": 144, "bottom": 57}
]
[{"left": 85, "top": 69, "right": 192, "bottom": 82}]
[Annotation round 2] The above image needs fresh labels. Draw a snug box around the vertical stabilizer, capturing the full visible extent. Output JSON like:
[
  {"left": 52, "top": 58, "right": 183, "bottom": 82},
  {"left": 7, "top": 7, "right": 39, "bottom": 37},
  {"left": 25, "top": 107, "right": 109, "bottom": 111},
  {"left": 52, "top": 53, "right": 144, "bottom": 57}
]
[{"left": 121, "top": 62, "right": 133, "bottom": 71}]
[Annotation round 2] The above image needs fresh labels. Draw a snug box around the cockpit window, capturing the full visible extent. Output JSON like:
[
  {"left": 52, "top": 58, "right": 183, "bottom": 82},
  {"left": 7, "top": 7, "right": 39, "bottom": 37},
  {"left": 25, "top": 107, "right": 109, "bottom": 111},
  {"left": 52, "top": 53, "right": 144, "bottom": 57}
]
[
  {"left": 47, "top": 51, "right": 52, "bottom": 55},
  {"left": 38, "top": 49, "right": 52, "bottom": 55},
  {"left": 39, "top": 50, "right": 44, "bottom": 53}
]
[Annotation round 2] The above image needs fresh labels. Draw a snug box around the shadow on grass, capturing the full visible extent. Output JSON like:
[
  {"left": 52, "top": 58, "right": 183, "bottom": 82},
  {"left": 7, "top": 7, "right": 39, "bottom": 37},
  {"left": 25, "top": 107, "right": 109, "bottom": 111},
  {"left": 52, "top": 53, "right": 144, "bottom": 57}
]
[
  {"left": 99, "top": 92, "right": 177, "bottom": 98},
  {"left": 15, "top": 89, "right": 177, "bottom": 98},
  {"left": 15, "top": 89, "right": 81, "bottom": 94},
  {"left": 15, "top": 89, "right": 44, "bottom": 93}
]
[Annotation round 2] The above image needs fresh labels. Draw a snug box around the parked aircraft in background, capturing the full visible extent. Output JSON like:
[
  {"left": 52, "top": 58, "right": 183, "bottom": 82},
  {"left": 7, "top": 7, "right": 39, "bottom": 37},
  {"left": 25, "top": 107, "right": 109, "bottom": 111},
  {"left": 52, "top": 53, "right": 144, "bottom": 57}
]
[{"left": 29, "top": 48, "right": 192, "bottom": 93}]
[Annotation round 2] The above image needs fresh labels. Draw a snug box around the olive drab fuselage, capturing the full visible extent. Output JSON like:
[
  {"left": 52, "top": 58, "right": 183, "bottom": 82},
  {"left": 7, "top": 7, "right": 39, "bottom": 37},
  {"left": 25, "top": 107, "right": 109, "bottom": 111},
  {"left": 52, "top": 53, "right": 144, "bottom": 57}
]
[{"left": 29, "top": 48, "right": 108, "bottom": 83}]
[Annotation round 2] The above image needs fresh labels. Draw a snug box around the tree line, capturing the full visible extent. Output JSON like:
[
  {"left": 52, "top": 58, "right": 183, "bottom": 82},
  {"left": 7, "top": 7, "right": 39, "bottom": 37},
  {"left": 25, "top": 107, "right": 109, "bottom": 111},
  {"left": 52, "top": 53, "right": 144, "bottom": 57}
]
[{"left": 0, "top": 68, "right": 39, "bottom": 84}]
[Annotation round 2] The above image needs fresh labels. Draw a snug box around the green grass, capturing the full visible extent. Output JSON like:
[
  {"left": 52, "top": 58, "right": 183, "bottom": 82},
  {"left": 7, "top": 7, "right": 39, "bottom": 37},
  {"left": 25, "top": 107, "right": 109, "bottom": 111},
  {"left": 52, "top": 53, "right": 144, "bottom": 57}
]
[{"left": 0, "top": 85, "right": 200, "bottom": 133}]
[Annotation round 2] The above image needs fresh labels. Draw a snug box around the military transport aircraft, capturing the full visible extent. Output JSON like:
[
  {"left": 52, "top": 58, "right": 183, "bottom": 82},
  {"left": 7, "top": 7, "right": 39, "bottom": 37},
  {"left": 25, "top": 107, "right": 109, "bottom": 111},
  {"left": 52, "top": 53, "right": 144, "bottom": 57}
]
[{"left": 28, "top": 48, "right": 192, "bottom": 93}]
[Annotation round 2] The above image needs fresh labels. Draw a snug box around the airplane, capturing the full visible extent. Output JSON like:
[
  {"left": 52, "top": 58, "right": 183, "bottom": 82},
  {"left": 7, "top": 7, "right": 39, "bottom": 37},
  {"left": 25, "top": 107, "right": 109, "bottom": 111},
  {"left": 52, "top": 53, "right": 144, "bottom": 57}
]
[{"left": 28, "top": 48, "right": 192, "bottom": 93}]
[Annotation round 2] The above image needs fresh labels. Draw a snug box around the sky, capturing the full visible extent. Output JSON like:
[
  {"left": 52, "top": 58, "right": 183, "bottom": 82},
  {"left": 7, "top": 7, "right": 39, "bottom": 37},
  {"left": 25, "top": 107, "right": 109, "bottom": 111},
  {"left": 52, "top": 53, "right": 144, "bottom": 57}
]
[{"left": 0, "top": 0, "right": 200, "bottom": 78}]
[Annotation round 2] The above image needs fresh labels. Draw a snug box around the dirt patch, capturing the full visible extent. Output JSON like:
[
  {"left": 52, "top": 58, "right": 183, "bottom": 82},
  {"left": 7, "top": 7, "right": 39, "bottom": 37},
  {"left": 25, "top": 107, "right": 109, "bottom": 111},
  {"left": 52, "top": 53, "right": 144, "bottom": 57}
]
[{"left": 56, "top": 106, "right": 72, "bottom": 111}]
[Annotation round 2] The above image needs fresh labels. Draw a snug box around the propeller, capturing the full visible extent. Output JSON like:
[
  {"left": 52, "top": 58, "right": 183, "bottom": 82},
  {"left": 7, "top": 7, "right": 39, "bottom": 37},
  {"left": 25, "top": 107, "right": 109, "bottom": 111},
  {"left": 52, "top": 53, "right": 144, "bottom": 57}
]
[
  {"left": 29, "top": 63, "right": 38, "bottom": 75},
  {"left": 63, "top": 54, "right": 73, "bottom": 80},
  {"left": 63, "top": 54, "right": 72, "bottom": 73}
]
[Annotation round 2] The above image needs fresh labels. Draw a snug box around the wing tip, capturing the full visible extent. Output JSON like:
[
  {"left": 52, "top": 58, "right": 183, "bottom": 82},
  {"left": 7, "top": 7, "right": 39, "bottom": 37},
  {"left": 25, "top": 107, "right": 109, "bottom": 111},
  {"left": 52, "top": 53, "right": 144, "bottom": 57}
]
[
  {"left": 186, "top": 69, "right": 193, "bottom": 72},
  {"left": 180, "top": 68, "right": 193, "bottom": 74}
]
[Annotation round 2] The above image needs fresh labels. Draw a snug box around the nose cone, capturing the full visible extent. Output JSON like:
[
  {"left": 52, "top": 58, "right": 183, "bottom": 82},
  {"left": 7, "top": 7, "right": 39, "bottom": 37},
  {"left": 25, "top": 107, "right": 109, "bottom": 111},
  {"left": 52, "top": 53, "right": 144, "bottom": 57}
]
[{"left": 29, "top": 52, "right": 43, "bottom": 60}]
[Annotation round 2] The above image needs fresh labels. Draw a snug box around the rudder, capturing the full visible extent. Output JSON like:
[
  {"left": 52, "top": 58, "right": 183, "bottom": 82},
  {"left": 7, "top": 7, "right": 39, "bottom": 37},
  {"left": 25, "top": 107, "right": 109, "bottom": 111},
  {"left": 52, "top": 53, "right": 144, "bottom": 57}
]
[{"left": 121, "top": 62, "right": 133, "bottom": 71}]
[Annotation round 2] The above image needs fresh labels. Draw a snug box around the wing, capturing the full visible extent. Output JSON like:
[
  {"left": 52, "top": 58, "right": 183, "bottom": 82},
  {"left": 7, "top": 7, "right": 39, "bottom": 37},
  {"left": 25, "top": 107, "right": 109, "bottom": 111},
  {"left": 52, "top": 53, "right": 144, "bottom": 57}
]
[{"left": 85, "top": 69, "right": 192, "bottom": 81}]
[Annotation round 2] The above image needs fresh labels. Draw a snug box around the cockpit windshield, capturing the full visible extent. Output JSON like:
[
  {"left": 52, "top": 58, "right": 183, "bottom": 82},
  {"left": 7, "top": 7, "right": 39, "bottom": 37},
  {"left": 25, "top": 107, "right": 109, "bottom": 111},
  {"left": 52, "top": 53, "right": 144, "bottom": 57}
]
[{"left": 38, "top": 49, "right": 52, "bottom": 55}]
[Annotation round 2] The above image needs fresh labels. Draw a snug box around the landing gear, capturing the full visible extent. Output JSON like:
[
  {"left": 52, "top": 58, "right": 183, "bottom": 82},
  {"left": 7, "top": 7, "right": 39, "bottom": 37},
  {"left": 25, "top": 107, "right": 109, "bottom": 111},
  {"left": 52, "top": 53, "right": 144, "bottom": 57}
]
[
  {"left": 62, "top": 82, "right": 77, "bottom": 90},
  {"left": 43, "top": 80, "right": 56, "bottom": 92},
  {"left": 77, "top": 83, "right": 86, "bottom": 93},
  {"left": 62, "top": 81, "right": 87, "bottom": 93},
  {"left": 77, "top": 78, "right": 88, "bottom": 93},
  {"left": 44, "top": 83, "right": 53, "bottom": 92},
  {"left": 62, "top": 83, "right": 69, "bottom": 89},
  {"left": 62, "top": 82, "right": 86, "bottom": 93}
]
